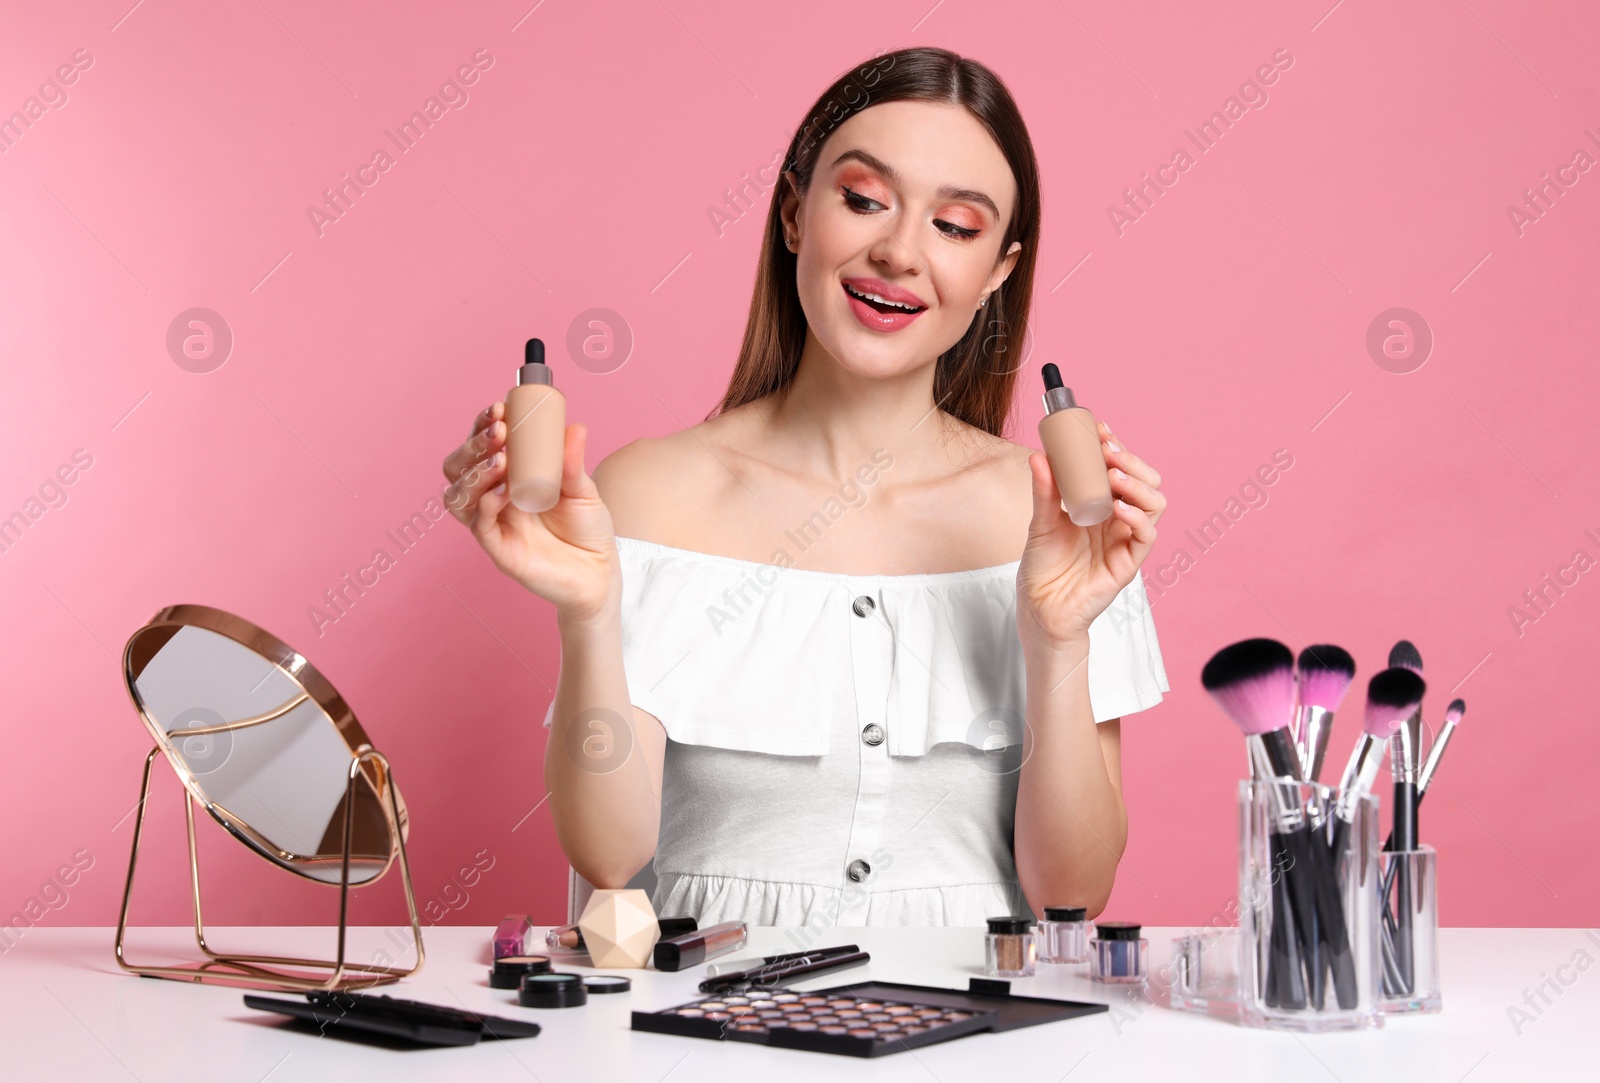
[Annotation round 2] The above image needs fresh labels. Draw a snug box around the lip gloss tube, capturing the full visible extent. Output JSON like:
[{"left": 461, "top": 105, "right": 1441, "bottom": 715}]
[
  {"left": 493, "top": 914, "right": 535, "bottom": 959},
  {"left": 546, "top": 915, "right": 698, "bottom": 954},
  {"left": 652, "top": 921, "right": 749, "bottom": 972}
]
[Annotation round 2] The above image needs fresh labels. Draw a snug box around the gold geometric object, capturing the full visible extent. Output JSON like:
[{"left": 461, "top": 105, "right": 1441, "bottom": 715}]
[
  {"left": 113, "top": 604, "right": 424, "bottom": 991},
  {"left": 577, "top": 888, "right": 660, "bottom": 968}
]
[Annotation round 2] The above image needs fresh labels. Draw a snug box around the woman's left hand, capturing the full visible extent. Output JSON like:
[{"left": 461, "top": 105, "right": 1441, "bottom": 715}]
[{"left": 1017, "top": 421, "right": 1167, "bottom": 648}]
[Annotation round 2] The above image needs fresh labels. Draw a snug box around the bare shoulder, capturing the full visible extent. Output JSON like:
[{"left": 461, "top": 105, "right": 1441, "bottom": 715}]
[
  {"left": 926, "top": 420, "right": 1038, "bottom": 556},
  {"left": 939, "top": 420, "right": 1035, "bottom": 497},
  {"left": 591, "top": 414, "right": 751, "bottom": 541}
]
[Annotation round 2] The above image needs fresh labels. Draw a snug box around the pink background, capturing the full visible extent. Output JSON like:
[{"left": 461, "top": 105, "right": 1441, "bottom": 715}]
[{"left": 2, "top": 0, "right": 1595, "bottom": 933}]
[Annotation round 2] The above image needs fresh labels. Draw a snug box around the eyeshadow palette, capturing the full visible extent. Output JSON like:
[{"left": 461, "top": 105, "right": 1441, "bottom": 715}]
[{"left": 632, "top": 978, "right": 1106, "bottom": 1058}]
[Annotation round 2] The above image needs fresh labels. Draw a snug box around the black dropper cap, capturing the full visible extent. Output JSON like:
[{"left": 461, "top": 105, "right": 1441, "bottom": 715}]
[
  {"left": 1042, "top": 363, "right": 1063, "bottom": 390},
  {"left": 519, "top": 338, "right": 552, "bottom": 386}
]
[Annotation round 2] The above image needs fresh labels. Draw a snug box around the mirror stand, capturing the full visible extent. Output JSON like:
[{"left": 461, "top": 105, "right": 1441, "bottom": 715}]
[{"left": 114, "top": 745, "right": 426, "bottom": 992}]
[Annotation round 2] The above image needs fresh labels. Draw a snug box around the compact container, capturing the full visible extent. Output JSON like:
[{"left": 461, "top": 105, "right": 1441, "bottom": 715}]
[
  {"left": 1170, "top": 929, "right": 1242, "bottom": 1020},
  {"left": 1377, "top": 845, "right": 1440, "bottom": 1014},
  {"left": 519, "top": 972, "right": 587, "bottom": 1009},
  {"left": 1239, "top": 779, "right": 1382, "bottom": 1031},
  {"left": 488, "top": 954, "right": 551, "bottom": 989},
  {"left": 1037, "top": 907, "right": 1090, "bottom": 964},
  {"left": 1090, "top": 922, "right": 1147, "bottom": 983},
  {"left": 984, "top": 917, "right": 1036, "bottom": 978}
]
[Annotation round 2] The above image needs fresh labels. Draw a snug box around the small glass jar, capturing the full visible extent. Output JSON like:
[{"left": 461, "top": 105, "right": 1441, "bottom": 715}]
[
  {"left": 1090, "top": 921, "right": 1148, "bottom": 984},
  {"left": 985, "top": 916, "right": 1037, "bottom": 977},
  {"left": 1037, "top": 906, "right": 1090, "bottom": 964}
]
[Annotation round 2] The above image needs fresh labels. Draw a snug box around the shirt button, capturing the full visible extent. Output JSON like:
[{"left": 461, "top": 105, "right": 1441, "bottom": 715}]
[
  {"left": 861, "top": 723, "right": 885, "bottom": 747},
  {"left": 851, "top": 595, "right": 876, "bottom": 617},
  {"left": 846, "top": 859, "right": 872, "bottom": 883}
]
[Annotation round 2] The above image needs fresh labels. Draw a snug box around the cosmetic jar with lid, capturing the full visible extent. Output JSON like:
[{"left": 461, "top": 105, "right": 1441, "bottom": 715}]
[
  {"left": 1037, "top": 906, "right": 1090, "bottom": 964},
  {"left": 984, "top": 916, "right": 1037, "bottom": 978},
  {"left": 1090, "top": 921, "right": 1148, "bottom": 983}
]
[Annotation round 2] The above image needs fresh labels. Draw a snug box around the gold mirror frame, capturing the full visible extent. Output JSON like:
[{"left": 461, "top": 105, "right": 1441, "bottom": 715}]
[{"left": 114, "top": 604, "right": 425, "bottom": 991}]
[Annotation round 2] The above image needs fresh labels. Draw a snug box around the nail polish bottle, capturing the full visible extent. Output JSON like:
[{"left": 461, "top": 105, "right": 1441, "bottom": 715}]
[
  {"left": 1037, "top": 363, "right": 1113, "bottom": 526},
  {"left": 505, "top": 337, "right": 566, "bottom": 513}
]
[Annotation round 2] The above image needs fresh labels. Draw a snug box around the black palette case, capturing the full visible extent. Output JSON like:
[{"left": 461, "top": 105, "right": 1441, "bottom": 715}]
[
  {"left": 632, "top": 978, "right": 1106, "bottom": 1058},
  {"left": 244, "top": 990, "right": 541, "bottom": 1047}
]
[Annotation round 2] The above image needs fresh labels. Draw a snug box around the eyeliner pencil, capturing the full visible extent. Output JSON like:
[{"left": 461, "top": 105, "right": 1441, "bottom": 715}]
[{"left": 698, "top": 950, "right": 870, "bottom": 993}]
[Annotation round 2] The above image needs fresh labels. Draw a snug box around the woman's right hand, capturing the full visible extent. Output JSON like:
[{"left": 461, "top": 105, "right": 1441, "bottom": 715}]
[{"left": 442, "top": 402, "right": 620, "bottom": 621}]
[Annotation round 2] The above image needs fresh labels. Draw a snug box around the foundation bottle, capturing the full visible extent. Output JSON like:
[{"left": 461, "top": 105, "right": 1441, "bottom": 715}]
[
  {"left": 1037, "top": 363, "right": 1113, "bottom": 526},
  {"left": 505, "top": 338, "right": 566, "bottom": 513}
]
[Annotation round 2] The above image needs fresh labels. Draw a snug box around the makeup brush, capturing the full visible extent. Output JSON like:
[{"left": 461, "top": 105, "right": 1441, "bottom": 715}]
[
  {"left": 1382, "top": 697, "right": 1465, "bottom": 985},
  {"left": 1380, "top": 656, "right": 1428, "bottom": 997},
  {"left": 1417, "top": 697, "right": 1466, "bottom": 798},
  {"left": 1295, "top": 645, "right": 1356, "bottom": 783},
  {"left": 1323, "top": 666, "right": 1423, "bottom": 1003},
  {"left": 1203, "top": 638, "right": 1331, "bottom": 1008},
  {"left": 1387, "top": 640, "right": 1427, "bottom": 841}
]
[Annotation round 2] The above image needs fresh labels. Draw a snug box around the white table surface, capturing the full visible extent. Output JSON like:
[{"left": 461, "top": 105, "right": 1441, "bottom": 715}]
[{"left": 1, "top": 925, "right": 1592, "bottom": 1081}]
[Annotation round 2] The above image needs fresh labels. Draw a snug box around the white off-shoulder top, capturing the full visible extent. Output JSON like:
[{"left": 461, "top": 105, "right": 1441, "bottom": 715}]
[{"left": 547, "top": 535, "right": 1169, "bottom": 927}]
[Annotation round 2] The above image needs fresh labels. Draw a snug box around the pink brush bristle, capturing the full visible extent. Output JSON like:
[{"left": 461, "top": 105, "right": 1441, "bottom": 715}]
[
  {"left": 1362, "top": 666, "right": 1426, "bottom": 738},
  {"left": 1295, "top": 644, "right": 1356, "bottom": 712},
  {"left": 1445, "top": 698, "right": 1466, "bottom": 725},
  {"left": 1201, "top": 638, "right": 1296, "bottom": 736}
]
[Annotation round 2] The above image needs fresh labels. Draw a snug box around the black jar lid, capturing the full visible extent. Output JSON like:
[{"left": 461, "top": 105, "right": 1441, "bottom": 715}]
[
  {"left": 488, "top": 954, "right": 552, "bottom": 989},
  {"left": 582, "top": 974, "right": 632, "bottom": 995},
  {"left": 519, "top": 971, "right": 587, "bottom": 1008},
  {"left": 1044, "top": 906, "right": 1088, "bottom": 922},
  {"left": 1094, "top": 921, "right": 1144, "bottom": 941},
  {"left": 986, "top": 916, "right": 1034, "bottom": 935}
]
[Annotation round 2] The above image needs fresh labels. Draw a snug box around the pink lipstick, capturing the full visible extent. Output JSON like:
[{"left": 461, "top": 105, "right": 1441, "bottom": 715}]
[{"left": 842, "top": 277, "right": 927, "bottom": 332}]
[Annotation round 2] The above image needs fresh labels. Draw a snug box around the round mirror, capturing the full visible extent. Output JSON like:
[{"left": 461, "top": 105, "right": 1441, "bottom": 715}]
[{"left": 122, "top": 605, "right": 407, "bottom": 885}]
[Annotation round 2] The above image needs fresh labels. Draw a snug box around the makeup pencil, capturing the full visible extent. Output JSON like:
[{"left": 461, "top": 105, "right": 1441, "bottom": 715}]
[{"left": 697, "top": 950, "right": 870, "bottom": 993}]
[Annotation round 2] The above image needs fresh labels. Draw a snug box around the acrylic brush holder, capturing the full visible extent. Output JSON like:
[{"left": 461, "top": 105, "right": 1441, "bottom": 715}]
[
  {"left": 1238, "top": 779, "right": 1382, "bottom": 1032},
  {"left": 1377, "top": 845, "right": 1441, "bottom": 1014}
]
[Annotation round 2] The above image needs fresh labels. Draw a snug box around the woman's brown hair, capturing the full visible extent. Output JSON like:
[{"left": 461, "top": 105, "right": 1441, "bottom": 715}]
[{"left": 712, "top": 46, "right": 1041, "bottom": 439}]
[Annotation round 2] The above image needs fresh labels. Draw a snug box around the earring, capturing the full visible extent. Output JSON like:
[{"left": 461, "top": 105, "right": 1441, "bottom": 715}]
[
  {"left": 785, "top": 236, "right": 796, "bottom": 249},
  {"left": 979, "top": 295, "right": 988, "bottom": 307}
]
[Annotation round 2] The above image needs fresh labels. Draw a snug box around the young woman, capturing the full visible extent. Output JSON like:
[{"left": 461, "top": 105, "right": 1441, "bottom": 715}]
[{"left": 442, "top": 46, "right": 1168, "bottom": 926}]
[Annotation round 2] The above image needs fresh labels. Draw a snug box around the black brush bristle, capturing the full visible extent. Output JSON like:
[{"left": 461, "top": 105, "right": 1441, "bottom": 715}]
[
  {"left": 1367, "top": 666, "right": 1426, "bottom": 709},
  {"left": 1388, "top": 640, "right": 1423, "bottom": 673},
  {"left": 1201, "top": 638, "right": 1295, "bottom": 690},
  {"left": 1297, "top": 644, "right": 1355, "bottom": 678}
]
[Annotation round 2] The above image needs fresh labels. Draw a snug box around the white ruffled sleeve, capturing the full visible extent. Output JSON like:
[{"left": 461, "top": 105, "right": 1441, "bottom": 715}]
[
  {"left": 1083, "top": 571, "right": 1169, "bottom": 720},
  {"left": 543, "top": 539, "right": 835, "bottom": 756},
  {"left": 884, "top": 570, "right": 1168, "bottom": 757}
]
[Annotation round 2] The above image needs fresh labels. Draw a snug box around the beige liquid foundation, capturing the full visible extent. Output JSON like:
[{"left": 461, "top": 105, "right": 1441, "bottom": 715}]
[
  {"left": 1038, "top": 363, "right": 1114, "bottom": 526},
  {"left": 505, "top": 338, "right": 566, "bottom": 513}
]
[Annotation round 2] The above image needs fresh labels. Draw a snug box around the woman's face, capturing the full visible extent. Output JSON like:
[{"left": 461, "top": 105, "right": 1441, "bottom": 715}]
[{"left": 781, "top": 99, "right": 1022, "bottom": 381}]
